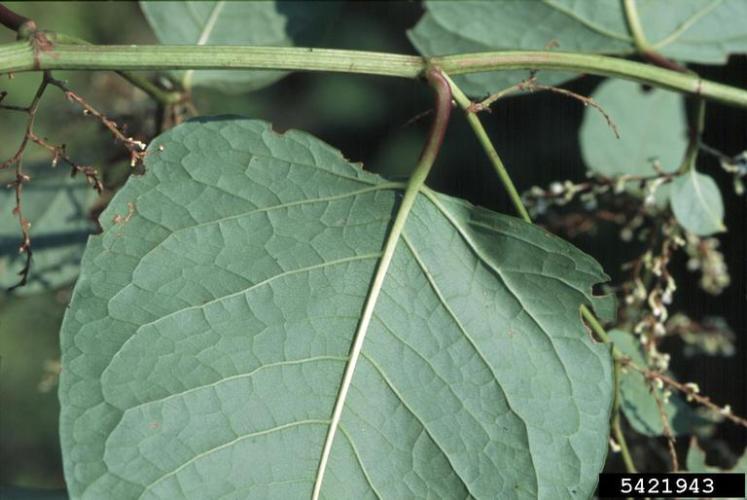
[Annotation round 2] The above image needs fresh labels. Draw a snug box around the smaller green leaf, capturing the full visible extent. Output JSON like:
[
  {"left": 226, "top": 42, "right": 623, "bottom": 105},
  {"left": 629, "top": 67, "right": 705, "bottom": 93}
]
[
  {"left": 0, "top": 165, "right": 97, "bottom": 294},
  {"left": 580, "top": 79, "right": 687, "bottom": 177},
  {"left": 670, "top": 170, "right": 726, "bottom": 236},
  {"left": 611, "top": 330, "right": 711, "bottom": 437}
]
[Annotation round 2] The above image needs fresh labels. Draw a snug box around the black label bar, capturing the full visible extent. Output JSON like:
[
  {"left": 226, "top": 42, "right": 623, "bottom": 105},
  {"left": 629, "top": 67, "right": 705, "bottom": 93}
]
[{"left": 598, "top": 473, "right": 745, "bottom": 498}]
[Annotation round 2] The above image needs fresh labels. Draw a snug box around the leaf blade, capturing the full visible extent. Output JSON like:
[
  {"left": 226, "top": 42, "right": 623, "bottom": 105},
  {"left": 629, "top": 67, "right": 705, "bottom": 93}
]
[
  {"left": 140, "top": 1, "right": 339, "bottom": 92},
  {"left": 580, "top": 79, "right": 687, "bottom": 178},
  {"left": 60, "top": 116, "right": 613, "bottom": 499},
  {"left": 671, "top": 170, "right": 726, "bottom": 236},
  {"left": 409, "top": 0, "right": 747, "bottom": 96}
]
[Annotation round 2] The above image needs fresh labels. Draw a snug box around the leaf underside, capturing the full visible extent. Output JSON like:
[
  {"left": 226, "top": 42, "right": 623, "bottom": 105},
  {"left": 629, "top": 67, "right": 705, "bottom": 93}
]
[
  {"left": 580, "top": 79, "right": 687, "bottom": 178},
  {"left": 409, "top": 0, "right": 747, "bottom": 97},
  {"left": 670, "top": 170, "right": 726, "bottom": 236},
  {"left": 60, "top": 116, "right": 613, "bottom": 499},
  {"left": 140, "top": 1, "right": 338, "bottom": 92}
]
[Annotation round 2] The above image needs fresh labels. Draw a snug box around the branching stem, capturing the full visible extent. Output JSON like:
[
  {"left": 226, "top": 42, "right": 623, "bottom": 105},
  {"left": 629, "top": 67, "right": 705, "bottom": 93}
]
[{"left": 444, "top": 73, "right": 532, "bottom": 223}]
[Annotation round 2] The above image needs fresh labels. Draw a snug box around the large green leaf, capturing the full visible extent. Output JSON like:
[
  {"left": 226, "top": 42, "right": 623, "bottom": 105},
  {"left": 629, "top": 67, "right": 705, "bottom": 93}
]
[
  {"left": 610, "top": 330, "right": 711, "bottom": 436},
  {"left": 580, "top": 79, "right": 687, "bottom": 177},
  {"left": 670, "top": 169, "right": 726, "bottom": 236},
  {"left": 0, "top": 165, "right": 97, "bottom": 294},
  {"left": 60, "top": 117, "right": 613, "bottom": 499},
  {"left": 140, "top": 1, "right": 338, "bottom": 92},
  {"left": 409, "top": 0, "right": 747, "bottom": 96}
]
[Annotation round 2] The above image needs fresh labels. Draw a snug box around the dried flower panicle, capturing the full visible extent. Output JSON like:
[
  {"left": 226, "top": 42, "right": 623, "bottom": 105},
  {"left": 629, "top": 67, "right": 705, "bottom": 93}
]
[
  {"left": 684, "top": 233, "right": 730, "bottom": 295},
  {"left": 666, "top": 313, "right": 736, "bottom": 357}
]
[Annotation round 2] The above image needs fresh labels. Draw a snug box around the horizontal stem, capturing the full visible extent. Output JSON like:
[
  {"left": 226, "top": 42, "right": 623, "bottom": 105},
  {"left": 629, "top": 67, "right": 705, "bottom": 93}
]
[
  {"left": 43, "top": 33, "right": 183, "bottom": 104},
  {"left": 2, "top": 42, "right": 747, "bottom": 108}
]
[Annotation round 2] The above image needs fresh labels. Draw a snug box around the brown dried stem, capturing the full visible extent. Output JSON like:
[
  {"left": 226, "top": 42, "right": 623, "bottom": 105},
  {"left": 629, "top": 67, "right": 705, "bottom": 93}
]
[
  {"left": 652, "top": 388, "right": 679, "bottom": 471},
  {"left": 45, "top": 75, "right": 147, "bottom": 167},
  {"left": 469, "top": 75, "right": 620, "bottom": 138},
  {"left": 2, "top": 73, "right": 48, "bottom": 290},
  {"left": 27, "top": 132, "right": 103, "bottom": 193},
  {"left": 1, "top": 71, "right": 111, "bottom": 290},
  {"left": 621, "top": 357, "right": 747, "bottom": 429}
]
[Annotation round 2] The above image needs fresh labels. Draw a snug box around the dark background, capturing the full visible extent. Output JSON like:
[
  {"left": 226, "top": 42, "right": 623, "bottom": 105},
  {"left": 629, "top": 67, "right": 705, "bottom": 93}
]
[{"left": 0, "top": 1, "right": 744, "bottom": 490}]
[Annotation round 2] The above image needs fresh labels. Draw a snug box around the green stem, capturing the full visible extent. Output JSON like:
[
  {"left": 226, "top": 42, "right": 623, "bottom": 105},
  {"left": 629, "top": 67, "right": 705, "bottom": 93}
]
[
  {"left": 444, "top": 72, "right": 532, "bottom": 223},
  {"left": 44, "top": 33, "right": 182, "bottom": 105},
  {"left": 114, "top": 71, "right": 182, "bottom": 105},
  {"left": 581, "top": 305, "right": 612, "bottom": 344},
  {"left": 611, "top": 357, "right": 637, "bottom": 474},
  {"left": 2, "top": 41, "right": 747, "bottom": 107},
  {"left": 613, "top": 412, "right": 638, "bottom": 474},
  {"left": 678, "top": 99, "right": 706, "bottom": 173},
  {"left": 623, "top": 0, "right": 688, "bottom": 73},
  {"left": 311, "top": 67, "right": 452, "bottom": 500},
  {"left": 623, "top": 0, "right": 651, "bottom": 53}
]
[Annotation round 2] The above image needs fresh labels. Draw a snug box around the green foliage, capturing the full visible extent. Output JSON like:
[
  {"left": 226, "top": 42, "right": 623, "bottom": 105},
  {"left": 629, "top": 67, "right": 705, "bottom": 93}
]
[
  {"left": 0, "top": 292, "right": 66, "bottom": 487},
  {"left": 60, "top": 117, "right": 613, "bottom": 499},
  {"left": 670, "top": 169, "right": 726, "bottom": 236},
  {"left": 0, "top": 165, "right": 97, "bottom": 294},
  {"left": 140, "top": 1, "right": 338, "bottom": 92},
  {"left": 409, "top": 0, "right": 747, "bottom": 96},
  {"left": 610, "top": 330, "right": 711, "bottom": 437},
  {"left": 580, "top": 79, "right": 686, "bottom": 177},
  {"left": 0, "top": 0, "right": 745, "bottom": 496}
]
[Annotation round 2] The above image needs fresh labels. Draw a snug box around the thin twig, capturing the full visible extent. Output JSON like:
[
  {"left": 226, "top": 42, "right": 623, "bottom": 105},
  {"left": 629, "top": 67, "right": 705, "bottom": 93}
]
[
  {"left": 46, "top": 75, "right": 147, "bottom": 167},
  {"left": 526, "top": 80, "right": 620, "bottom": 138},
  {"left": 652, "top": 387, "right": 679, "bottom": 471},
  {"left": 2, "top": 73, "right": 49, "bottom": 290},
  {"left": 467, "top": 80, "right": 527, "bottom": 112},
  {"left": 470, "top": 76, "right": 620, "bottom": 138},
  {"left": 27, "top": 132, "right": 103, "bottom": 193},
  {"left": 622, "top": 358, "right": 747, "bottom": 429},
  {"left": 612, "top": 358, "right": 638, "bottom": 473}
]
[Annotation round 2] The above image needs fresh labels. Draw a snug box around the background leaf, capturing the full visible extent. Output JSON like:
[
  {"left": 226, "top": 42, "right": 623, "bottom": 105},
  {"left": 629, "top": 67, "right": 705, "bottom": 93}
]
[
  {"left": 580, "top": 79, "right": 687, "bottom": 177},
  {"left": 0, "top": 488, "right": 68, "bottom": 500},
  {"left": 140, "top": 1, "right": 339, "bottom": 92},
  {"left": 687, "top": 437, "right": 747, "bottom": 473},
  {"left": 610, "top": 330, "right": 712, "bottom": 436},
  {"left": 60, "top": 116, "right": 613, "bottom": 499},
  {"left": 687, "top": 437, "right": 747, "bottom": 496},
  {"left": 670, "top": 169, "right": 726, "bottom": 236},
  {"left": 0, "top": 165, "right": 97, "bottom": 294},
  {"left": 0, "top": 291, "right": 66, "bottom": 488},
  {"left": 409, "top": 0, "right": 747, "bottom": 97}
]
